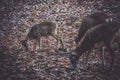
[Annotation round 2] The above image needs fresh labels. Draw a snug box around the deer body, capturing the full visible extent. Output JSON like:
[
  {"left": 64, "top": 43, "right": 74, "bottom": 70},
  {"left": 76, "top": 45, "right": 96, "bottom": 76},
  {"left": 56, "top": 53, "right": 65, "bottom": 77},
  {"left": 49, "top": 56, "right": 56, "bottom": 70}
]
[
  {"left": 69, "top": 22, "right": 119, "bottom": 70},
  {"left": 22, "top": 22, "right": 64, "bottom": 51},
  {"left": 75, "top": 12, "right": 110, "bottom": 44},
  {"left": 74, "top": 12, "right": 120, "bottom": 68}
]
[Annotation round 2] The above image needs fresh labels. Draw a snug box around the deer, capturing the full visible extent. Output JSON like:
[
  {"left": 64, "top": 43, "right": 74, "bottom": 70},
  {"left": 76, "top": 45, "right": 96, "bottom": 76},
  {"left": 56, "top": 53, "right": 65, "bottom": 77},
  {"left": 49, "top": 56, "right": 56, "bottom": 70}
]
[
  {"left": 74, "top": 12, "right": 120, "bottom": 66},
  {"left": 21, "top": 22, "right": 66, "bottom": 52},
  {"left": 68, "top": 21, "right": 120, "bottom": 71}
]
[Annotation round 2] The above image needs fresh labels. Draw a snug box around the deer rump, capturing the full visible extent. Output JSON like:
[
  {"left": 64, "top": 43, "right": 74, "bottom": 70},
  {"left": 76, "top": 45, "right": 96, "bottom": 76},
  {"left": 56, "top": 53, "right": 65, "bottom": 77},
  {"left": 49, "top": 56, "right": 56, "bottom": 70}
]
[{"left": 69, "top": 22, "right": 119, "bottom": 70}]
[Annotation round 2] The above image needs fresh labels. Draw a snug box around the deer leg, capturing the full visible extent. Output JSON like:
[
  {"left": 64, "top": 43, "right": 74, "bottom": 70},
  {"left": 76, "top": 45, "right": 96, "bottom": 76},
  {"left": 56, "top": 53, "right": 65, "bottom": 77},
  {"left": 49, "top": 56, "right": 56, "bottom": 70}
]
[
  {"left": 101, "top": 46, "right": 105, "bottom": 67},
  {"left": 51, "top": 35, "right": 59, "bottom": 48},
  {"left": 33, "top": 40, "right": 38, "bottom": 52},
  {"left": 85, "top": 51, "right": 90, "bottom": 65},
  {"left": 44, "top": 36, "right": 49, "bottom": 47},
  {"left": 113, "top": 38, "right": 120, "bottom": 52},
  {"left": 58, "top": 37, "right": 64, "bottom": 47},
  {"left": 38, "top": 37, "right": 41, "bottom": 52},
  {"left": 116, "top": 40, "right": 120, "bottom": 52},
  {"left": 21, "top": 40, "right": 28, "bottom": 51},
  {"left": 52, "top": 34, "right": 64, "bottom": 48},
  {"left": 105, "top": 43, "right": 115, "bottom": 71}
]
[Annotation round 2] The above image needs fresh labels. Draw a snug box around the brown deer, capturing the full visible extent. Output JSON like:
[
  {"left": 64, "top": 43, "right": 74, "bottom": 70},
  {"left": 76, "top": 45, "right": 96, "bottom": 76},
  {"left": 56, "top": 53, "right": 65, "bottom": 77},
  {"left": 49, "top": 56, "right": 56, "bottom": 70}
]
[
  {"left": 68, "top": 21, "right": 120, "bottom": 71},
  {"left": 21, "top": 22, "right": 65, "bottom": 51},
  {"left": 75, "top": 12, "right": 120, "bottom": 66},
  {"left": 75, "top": 12, "right": 111, "bottom": 44}
]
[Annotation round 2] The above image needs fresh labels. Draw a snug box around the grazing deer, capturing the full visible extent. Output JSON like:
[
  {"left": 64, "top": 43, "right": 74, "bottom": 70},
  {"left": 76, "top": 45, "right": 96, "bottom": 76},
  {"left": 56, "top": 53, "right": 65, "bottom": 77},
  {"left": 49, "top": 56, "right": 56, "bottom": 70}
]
[
  {"left": 21, "top": 22, "right": 65, "bottom": 51},
  {"left": 68, "top": 21, "right": 120, "bottom": 71},
  {"left": 75, "top": 12, "right": 111, "bottom": 45},
  {"left": 74, "top": 12, "right": 120, "bottom": 67}
]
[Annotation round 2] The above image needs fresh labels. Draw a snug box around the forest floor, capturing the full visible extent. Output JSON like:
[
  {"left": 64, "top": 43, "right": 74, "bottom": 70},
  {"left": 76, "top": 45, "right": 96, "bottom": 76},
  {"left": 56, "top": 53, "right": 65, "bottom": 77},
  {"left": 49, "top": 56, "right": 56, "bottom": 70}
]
[{"left": 0, "top": 1, "right": 120, "bottom": 80}]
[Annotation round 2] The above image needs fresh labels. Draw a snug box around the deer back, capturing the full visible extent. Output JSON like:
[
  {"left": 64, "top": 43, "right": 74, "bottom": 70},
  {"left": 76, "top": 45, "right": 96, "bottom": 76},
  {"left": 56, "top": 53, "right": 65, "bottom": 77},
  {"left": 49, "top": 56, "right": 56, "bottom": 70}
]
[{"left": 38, "top": 22, "right": 56, "bottom": 36}]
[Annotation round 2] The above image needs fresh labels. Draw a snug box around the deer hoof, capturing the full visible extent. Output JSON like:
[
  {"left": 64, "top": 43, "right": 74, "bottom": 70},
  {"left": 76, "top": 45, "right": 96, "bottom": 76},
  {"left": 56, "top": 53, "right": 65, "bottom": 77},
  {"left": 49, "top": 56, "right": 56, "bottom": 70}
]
[{"left": 58, "top": 47, "right": 67, "bottom": 52}]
